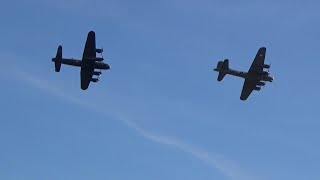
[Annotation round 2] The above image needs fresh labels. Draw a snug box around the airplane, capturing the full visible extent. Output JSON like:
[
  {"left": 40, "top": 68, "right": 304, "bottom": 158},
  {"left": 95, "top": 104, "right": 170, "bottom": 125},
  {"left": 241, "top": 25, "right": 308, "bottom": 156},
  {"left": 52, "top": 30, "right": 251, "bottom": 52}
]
[
  {"left": 52, "top": 31, "right": 111, "bottom": 90},
  {"left": 214, "top": 47, "right": 274, "bottom": 101}
]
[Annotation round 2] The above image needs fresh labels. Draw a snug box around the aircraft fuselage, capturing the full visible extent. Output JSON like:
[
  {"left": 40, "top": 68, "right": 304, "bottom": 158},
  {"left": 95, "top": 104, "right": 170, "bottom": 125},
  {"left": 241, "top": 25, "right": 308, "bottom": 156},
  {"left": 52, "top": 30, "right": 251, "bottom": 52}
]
[
  {"left": 52, "top": 58, "right": 110, "bottom": 70},
  {"left": 216, "top": 68, "right": 273, "bottom": 82},
  {"left": 218, "top": 68, "right": 247, "bottom": 79}
]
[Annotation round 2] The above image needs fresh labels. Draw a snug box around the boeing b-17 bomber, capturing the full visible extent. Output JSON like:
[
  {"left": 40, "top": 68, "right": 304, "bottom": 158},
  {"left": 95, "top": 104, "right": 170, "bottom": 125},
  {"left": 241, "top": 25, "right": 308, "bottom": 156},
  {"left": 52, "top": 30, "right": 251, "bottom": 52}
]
[
  {"left": 52, "top": 31, "right": 273, "bottom": 101},
  {"left": 214, "top": 47, "right": 274, "bottom": 101},
  {"left": 52, "top": 31, "right": 110, "bottom": 90}
]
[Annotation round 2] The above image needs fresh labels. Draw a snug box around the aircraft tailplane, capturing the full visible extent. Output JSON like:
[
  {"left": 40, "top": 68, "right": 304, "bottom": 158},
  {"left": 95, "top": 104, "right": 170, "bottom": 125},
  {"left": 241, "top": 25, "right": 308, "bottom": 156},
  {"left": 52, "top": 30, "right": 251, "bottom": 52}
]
[
  {"left": 54, "top": 46, "right": 62, "bottom": 72},
  {"left": 216, "top": 59, "right": 229, "bottom": 81},
  {"left": 217, "top": 72, "right": 227, "bottom": 81}
]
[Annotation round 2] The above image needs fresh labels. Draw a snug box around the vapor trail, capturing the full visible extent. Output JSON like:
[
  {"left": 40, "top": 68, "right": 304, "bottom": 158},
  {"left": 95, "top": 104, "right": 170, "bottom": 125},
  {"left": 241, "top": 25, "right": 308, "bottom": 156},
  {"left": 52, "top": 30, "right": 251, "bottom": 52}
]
[{"left": 10, "top": 69, "right": 260, "bottom": 180}]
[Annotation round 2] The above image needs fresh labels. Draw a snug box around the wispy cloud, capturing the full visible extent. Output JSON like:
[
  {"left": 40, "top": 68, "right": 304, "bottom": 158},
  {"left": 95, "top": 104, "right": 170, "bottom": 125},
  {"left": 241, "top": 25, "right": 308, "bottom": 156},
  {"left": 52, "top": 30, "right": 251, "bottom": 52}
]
[
  {"left": 115, "top": 113, "right": 259, "bottom": 180},
  {"left": 8, "top": 68, "right": 260, "bottom": 180}
]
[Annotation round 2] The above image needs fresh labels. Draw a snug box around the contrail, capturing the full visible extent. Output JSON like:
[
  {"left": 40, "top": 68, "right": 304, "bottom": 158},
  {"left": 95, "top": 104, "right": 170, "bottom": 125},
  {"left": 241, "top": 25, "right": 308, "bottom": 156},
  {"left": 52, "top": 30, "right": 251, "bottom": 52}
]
[{"left": 9, "top": 68, "right": 260, "bottom": 180}]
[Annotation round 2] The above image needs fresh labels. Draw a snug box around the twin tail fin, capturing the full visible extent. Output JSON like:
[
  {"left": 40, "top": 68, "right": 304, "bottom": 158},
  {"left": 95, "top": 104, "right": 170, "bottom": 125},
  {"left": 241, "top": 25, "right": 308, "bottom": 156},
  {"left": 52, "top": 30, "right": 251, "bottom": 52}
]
[{"left": 215, "top": 59, "right": 229, "bottom": 81}]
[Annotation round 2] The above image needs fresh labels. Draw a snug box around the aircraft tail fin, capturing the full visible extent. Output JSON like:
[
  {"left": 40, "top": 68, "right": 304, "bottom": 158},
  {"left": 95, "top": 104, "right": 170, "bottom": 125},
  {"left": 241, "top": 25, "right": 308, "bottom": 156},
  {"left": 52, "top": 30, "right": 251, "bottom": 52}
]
[
  {"left": 54, "top": 45, "right": 62, "bottom": 72},
  {"left": 215, "top": 59, "right": 229, "bottom": 81}
]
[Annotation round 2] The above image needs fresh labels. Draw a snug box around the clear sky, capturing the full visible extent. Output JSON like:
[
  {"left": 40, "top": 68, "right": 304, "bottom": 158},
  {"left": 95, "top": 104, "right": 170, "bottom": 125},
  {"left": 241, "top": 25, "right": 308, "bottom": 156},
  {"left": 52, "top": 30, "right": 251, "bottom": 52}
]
[{"left": 1, "top": 0, "right": 320, "bottom": 180}]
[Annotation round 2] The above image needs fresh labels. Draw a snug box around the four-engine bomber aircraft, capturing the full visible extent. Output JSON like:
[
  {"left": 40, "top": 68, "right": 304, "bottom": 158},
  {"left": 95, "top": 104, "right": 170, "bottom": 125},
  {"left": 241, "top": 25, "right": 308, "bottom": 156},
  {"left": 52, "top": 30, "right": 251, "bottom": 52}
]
[
  {"left": 214, "top": 47, "right": 274, "bottom": 101},
  {"left": 52, "top": 31, "right": 110, "bottom": 90}
]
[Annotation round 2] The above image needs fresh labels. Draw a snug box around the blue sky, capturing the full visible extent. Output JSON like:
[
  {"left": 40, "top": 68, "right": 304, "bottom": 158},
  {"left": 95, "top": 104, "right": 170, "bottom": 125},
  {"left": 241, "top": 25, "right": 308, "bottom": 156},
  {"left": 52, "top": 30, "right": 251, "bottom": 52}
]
[{"left": 1, "top": 0, "right": 320, "bottom": 180}]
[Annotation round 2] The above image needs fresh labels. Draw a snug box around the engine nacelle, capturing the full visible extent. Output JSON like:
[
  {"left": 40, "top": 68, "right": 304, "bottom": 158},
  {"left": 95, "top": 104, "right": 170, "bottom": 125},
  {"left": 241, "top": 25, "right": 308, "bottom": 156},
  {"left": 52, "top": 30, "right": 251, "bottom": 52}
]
[
  {"left": 96, "top": 48, "right": 103, "bottom": 54},
  {"left": 94, "top": 62, "right": 110, "bottom": 70},
  {"left": 254, "top": 86, "right": 261, "bottom": 91},
  {"left": 263, "top": 64, "right": 270, "bottom": 69},
  {"left": 258, "top": 71, "right": 269, "bottom": 76},
  {"left": 92, "top": 71, "right": 102, "bottom": 76},
  {"left": 257, "top": 81, "right": 266, "bottom": 86},
  {"left": 94, "top": 57, "right": 104, "bottom": 62},
  {"left": 91, "top": 78, "right": 99, "bottom": 82}
]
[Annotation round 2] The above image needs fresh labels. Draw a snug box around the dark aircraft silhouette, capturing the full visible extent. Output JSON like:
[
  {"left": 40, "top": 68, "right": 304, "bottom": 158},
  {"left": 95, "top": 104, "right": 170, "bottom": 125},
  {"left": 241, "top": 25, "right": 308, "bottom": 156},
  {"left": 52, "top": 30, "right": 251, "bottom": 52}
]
[
  {"left": 214, "top": 47, "right": 274, "bottom": 101},
  {"left": 52, "top": 31, "right": 110, "bottom": 90}
]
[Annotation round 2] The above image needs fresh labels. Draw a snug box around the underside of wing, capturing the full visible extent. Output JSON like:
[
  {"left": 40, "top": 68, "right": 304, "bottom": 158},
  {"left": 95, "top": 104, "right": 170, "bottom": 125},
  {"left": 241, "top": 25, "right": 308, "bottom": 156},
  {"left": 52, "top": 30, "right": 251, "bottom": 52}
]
[
  {"left": 240, "top": 79, "right": 257, "bottom": 101},
  {"left": 80, "top": 71, "right": 93, "bottom": 90},
  {"left": 249, "top": 47, "right": 266, "bottom": 73},
  {"left": 82, "top": 31, "right": 96, "bottom": 59}
]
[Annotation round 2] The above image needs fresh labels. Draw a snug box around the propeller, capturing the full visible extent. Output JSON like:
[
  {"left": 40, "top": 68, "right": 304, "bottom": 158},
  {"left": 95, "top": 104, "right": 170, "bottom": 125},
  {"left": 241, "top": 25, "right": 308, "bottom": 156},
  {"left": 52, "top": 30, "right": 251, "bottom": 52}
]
[
  {"left": 267, "top": 63, "right": 271, "bottom": 72},
  {"left": 101, "top": 47, "right": 105, "bottom": 60},
  {"left": 257, "top": 81, "right": 266, "bottom": 89},
  {"left": 99, "top": 69, "right": 102, "bottom": 75},
  {"left": 271, "top": 74, "right": 277, "bottom": 87},
  {"left": 95, "top": 70, "right": 102, "bottom": 81},
  {"left": 96, "top": 46, "right": 104, "bottom": 54}
]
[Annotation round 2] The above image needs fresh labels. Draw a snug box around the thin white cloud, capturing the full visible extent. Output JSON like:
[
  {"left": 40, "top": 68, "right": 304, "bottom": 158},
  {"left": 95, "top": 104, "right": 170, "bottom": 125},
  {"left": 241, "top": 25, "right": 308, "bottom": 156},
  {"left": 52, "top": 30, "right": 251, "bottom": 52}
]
[
  {"left": 115, "top": 113, "right": 259, "bottom": 180},
  {"left": 9, "top": 68, "right": 260, "bottom": 180}
]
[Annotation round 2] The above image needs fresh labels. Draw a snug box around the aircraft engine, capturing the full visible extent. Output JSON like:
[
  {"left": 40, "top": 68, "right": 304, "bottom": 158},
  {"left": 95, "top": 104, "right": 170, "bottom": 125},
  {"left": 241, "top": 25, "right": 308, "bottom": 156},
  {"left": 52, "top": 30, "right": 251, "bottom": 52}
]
[
  {"left": 263, "top": 64, "right": 270, "bottom": 69},
  {"left": 91, "top": 78, "right": 99, "bottom": 82},
  {"left": 94, "top": 57, "right": 104, "bottom": 62},
  {"left": 257, "top": 81, "right": 266, "bottom": 86},
  {"left": 92, "top": 71, "right": 102, "bottom": 76},
  {"left": 96, "top": 48, "right": 103, "bottom": 53},
  {"left": 258, "top": 71, "right": 269, "bottom": 76},
  {"left": 254, "top": 86, "right": 261, "bottom": 91}
]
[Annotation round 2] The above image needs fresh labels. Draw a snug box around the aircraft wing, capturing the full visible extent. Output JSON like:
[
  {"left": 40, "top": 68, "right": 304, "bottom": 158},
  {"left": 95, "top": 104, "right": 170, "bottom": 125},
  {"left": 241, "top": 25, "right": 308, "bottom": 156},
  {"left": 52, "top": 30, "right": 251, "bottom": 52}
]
[
  {"left": 80, "top": 71, "right": 92, "bottom": 90},
  {"left": 240, "top": 79, "right": 258, "bottom": 101},
  {"left": 248, "top": 47, "right": 266, "bottom": 73},
  {"left": 82, "top": 31, "right": 96, "bottom": 60},
  {"left": 80, "top": 31, "right": 97, "bottom": 90},
  {"left": 240, "top": 47, "right": 267, "bottom": 100}
]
